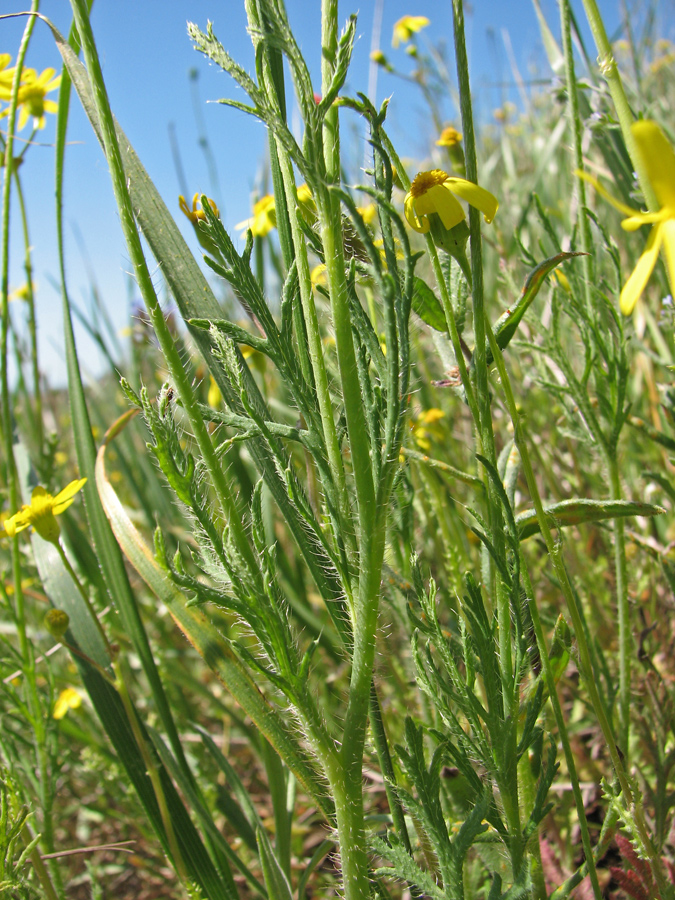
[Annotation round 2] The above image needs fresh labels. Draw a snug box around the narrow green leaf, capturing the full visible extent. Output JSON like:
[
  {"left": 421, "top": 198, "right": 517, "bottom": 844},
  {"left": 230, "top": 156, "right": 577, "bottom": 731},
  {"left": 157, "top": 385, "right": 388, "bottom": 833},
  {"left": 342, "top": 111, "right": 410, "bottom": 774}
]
[
  {"left": 486, "top": 251, "right": 586, "bottom": 363},
  {"left": 53, "top": 9, "right": 193, "bottom": 789},
  {"left": 371, "top": 834, "right": 444, "bottom": 900},
  {"left": 95, "top": 431, "right": 334, "bottom": 822},
  {"left": 149, "top": 727, "right": 264, "bottom": 898},
  {"left": 15, "top": 445, "right": 233, "bottom": 900},
  {"left": 257, "top": 827, "right": 293, "bottom": 900},
  {"left": 628, "top": 415, "right": 675, "bottom": 454},
  {"left": 516, "top": 497, "right": 664, "bottom": 540}
]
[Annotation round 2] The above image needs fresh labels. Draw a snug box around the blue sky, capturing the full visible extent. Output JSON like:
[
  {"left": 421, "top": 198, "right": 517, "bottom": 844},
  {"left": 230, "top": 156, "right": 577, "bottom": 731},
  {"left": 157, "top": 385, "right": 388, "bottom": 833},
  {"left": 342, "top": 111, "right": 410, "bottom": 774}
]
[{"left": 2, "top": 0, "right": 670, "bottom": 385}]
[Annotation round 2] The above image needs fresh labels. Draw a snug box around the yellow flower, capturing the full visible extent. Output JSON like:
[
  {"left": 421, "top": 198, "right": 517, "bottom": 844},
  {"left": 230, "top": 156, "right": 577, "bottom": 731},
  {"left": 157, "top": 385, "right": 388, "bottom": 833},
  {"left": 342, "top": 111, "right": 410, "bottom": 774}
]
[
  {"left": 8, "top": 283, "right": 32, "bottom": 302},
  {"left": 236, "top": 195, "right": 276, "bottom": 237},
  {"left": 0, "top": 54, "right": 14, "bottom": 89},
  {"left": 179, "top": 193, "right": 220, "bottom": 256},
  {"left": 0, "top": 478, "right": 87, "bottom": 543},
  {"left": 410, "top": 408, "right": 445, "bottom": 450},
  {"left": 577, "top": 120, "right": 675, "bottom": 315},
  {"left": 53, "top": 687, "right": 82, "bottom": 720},
  {"left": 436, "top": 126, "right": 463, "bottom": 148},
  {"left": 179, "top": 192, "right": 219, "bottom": 225},
  {"left": 392, "top": 16, "right": 430, "bottom": 48},
  {"left": 357, "top": 203, "right": 377, "bottom": 226},
  {"left": 0, "top": 67, "right": 61, "bottom": 130},
  {"left": 404, "top": 169, "right": 498, "bottom": 234},
  {"left": 207, "top": 376, "right": 222, "bottom": 409},
  {"left": 311, "top": 263, "right": 327, "bottom": 287},
  {"left": 553, "top": 269, "right": 572, "bottom": 294}
]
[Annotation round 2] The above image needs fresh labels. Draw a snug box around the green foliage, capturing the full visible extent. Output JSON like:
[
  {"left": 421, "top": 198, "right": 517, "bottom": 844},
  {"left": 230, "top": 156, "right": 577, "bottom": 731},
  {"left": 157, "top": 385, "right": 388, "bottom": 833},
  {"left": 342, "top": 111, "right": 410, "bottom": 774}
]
[{"left": 2, "top": 0, "right": 675, "bottom": 898}]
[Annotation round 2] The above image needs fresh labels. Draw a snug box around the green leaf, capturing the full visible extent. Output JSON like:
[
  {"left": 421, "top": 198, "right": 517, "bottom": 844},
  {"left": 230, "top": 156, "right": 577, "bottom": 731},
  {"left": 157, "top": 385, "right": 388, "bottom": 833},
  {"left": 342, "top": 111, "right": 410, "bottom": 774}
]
[
  {"left": 149, "top": 727, "right": 265, "bottom": 897},
  {"left": 548, "top": 614, "right": 573, "bottom": 685},
  {"left": 256, "top": 827, "right": 293, "bottom": 900},
  {"left": 49, "top": 15, "right": 349, "bottom": 631},
  {"left": 412, "top": 277, "right": 447, "bottom": 332},
  {"left": 486, "top": 251, "right": 586, "bottom": 363},
  {"left": 516, "top": 497, "right": 664, "bottom": 540},
  {"left": 371, "top": 834, "right": 444, "bottom": 900},
  {"left": 53, "top": 7, "right": 195, "bottom": 797},
  {"left": 95, "top": 432, "right": 334, "bottom": 823},
  {"left": 15, "top": 445, "right": 235, "bottom": 900},
  {"left": 319, "top": 15, "right": 357, "bottom": 112}
]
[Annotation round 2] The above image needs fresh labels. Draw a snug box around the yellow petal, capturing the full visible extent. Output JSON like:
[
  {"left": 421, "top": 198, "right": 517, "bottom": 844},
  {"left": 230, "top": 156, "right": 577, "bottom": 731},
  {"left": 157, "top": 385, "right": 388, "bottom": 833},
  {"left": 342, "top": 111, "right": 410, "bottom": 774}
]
[
  {"left": 416, "top": 184, "right": 464, "bottom": 230},
  {"left": 404, "top": 193, "right": 430, "bottom": 233},
  {"left": 620, "top": 224, "right": 662, "bottom": 315},
  {"left": 446, "top": 178, "right": 499, "bottom": 224},
  {"left": 660, "top": 218, "right": 675, "bottom": 300},
  {"left": 0, "top": 513, "right": 29, "bottom": 538},
  {"left": 53, "top": 687, "right": 82, "bottom": 720},
  {"left": 392, "top": 15, "right": 430, "bottom": 47},
  {"left": 575, "top": 169, "right": 638, "bottom": 217},
  {"left": 632, "top": 120, "right": 675, "bottom": 211},
  {"left": 621, "top": 209, "right": 665, "bottom": 232},
  {"left": 51, "top": 477, "right": 87, "bottom": 515}
]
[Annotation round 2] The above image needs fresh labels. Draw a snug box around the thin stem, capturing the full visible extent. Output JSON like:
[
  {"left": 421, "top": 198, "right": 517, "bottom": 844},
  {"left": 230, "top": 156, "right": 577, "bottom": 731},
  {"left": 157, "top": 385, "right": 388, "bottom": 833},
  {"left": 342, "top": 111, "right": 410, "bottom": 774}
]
[
  {"left": 0, "top": 9, "right": 64, "bottom": 895},
  {"left": 518, "top": 563, "right": 603, "bottom": 900},
  {"left": 485, "top": 320, "right": 668, "bottom": 898},
  {"left": 607, "top": 455, "right": 631, "bottom": 757},
  {"left": 580, "top": 0, "right": 658, "bottom": 211},
  {"left": 24, "top": 836, "right": 60, "bottom": 900},
  {"left": 275, "top": 148, "right": 357, "bottom": 589},
  {"left": 451, "top": 4, "right": 519, "bottom": 864},
  {"left": 317, "top": 6, "right": 388, "bottom": 900},
  {"left": 559, "top": 0, "right": 594, "bottom": 311},
  {"left": 113, "top": 658, "right": 190, "bottom": 887},
  {"left": 11, "top": 171, "right": 43, "bottom": 454},
  {"left": 67, "top": 0, "right": 262, "bottom": 590}
]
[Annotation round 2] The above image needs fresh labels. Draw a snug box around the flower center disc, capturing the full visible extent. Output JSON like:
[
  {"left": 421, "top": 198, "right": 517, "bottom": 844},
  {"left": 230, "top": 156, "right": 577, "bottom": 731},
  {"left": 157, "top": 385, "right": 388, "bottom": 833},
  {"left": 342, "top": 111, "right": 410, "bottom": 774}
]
[{"left": 410, "top": 169, "right": 449, "bottom": 198}]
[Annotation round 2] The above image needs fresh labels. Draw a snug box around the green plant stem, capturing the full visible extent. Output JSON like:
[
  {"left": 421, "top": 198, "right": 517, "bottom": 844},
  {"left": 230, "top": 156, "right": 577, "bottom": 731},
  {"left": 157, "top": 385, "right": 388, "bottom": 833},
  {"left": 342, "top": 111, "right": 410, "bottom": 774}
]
[
  {"left": 113, "top": 658, "right": 190, "bottom": 887},
  {"left": 560, "top": 0, "right": 594, "bottom": 310},
  {"left": 518, "top": 562, "right": 603, "bottom": 900},
  {"left": 579, "top": 0, "right": 658, "bottom": 211},
  {"left": 517, "top": 751, "right": 546, "bottom": 900},
  {"left": 485, "top": 320, "right": 668, "bottom": 898},
  {"left": 368, "top": 683, "right": 414, "bottom": 854},
  {"left": 451, "top": 0, "right": 520, "bottom": 868},
  {"left": 548, "top": 328, "right": 632, "bottom": 759},
  {"left": 607, "top": 454, "right": 630, "bottom": 757},
  {"left": 67, "top": 0, "right": 261, "bottom": 591},
  {"left": 317, "top": 5, "right": 388, "bottom": 898},
  {"left": 275, "top": 149, "right": 357, "bottom": 589},
  {"left": 0, "top": 8, "right": 64, "bottom": 896},
  {"left": 10, "top": 171, "right": 43, "bottom": 455},
  {"left": 564, "top": 0, "right": 634, "bottom": 761},
  {"left": 25, "top": 838, "right": 60, "bottom": 900}
]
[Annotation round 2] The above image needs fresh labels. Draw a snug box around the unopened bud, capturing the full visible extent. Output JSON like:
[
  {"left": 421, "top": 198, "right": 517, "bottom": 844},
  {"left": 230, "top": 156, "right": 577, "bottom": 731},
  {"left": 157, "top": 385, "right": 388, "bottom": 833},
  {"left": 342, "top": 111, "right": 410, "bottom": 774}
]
[{"left": 45, "top": 609, "right": 69, "bottom": 641}]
